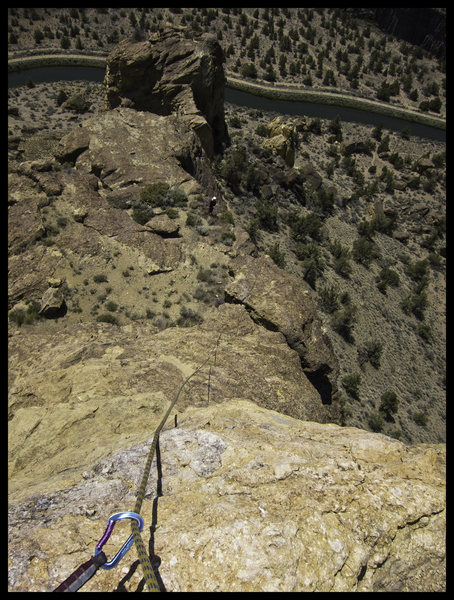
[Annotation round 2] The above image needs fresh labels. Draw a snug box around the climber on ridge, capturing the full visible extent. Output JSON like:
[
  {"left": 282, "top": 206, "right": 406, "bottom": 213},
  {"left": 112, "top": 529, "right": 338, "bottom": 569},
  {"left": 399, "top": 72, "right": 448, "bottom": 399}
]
[{"left": 209, "top": 196, "right": 217, "bottom": 214}]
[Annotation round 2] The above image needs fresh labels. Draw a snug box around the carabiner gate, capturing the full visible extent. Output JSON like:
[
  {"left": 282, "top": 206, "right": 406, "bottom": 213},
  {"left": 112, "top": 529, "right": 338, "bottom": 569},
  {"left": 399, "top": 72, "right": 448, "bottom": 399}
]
[{"left": 94, "top": 511, "right": 144, "bottom": 570}]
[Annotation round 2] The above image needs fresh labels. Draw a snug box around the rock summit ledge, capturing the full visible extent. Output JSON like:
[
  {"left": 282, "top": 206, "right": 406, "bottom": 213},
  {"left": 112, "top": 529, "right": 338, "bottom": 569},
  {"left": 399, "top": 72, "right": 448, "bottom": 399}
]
[{"left": 8, "top": 399, "right": 445, "bottom": 592}]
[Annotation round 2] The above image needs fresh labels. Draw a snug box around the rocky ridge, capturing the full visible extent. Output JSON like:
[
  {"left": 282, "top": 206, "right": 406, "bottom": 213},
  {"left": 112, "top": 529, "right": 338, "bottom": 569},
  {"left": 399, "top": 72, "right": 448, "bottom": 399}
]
[{"left": 8, "top": 28, "right": 445, "bottom": 591}]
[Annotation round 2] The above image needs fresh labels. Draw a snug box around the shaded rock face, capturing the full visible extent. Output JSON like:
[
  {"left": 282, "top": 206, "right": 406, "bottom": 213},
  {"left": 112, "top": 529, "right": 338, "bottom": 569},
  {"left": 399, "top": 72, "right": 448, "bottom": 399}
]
[
  {"left": 225, "top": 254, "right": 340, "bottom": 412},
  {"left": 374, "top": 8, "right": 446, "bottom": 58},
  {"left": 8, "top": 400, "right": 445, "bottom": 592},
  {"left": 104, "top": 28, "right": 229, "bottom": 156}
]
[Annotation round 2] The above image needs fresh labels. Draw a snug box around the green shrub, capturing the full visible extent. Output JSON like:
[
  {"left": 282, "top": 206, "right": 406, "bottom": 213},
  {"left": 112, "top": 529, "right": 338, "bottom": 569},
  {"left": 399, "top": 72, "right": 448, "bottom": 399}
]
[
  {"left": 177, "top": 306, "right": 204, "bottom": 327},
  {"left": 412, "top": 411, "right": 428, "bottom": 427},
  {"left": 330, "top": 240, "right": 352, "bottom": 278},
  {"left": 132, "top": 207, "right": 150, "bottom": 225},
  {"left": 140, "top": 182, "right": 170, "bottom": 207},
  {"left": 220, "top": 146, "right": 248, "bottom": 193},
  {"left": 290, "top": 211, "right": 322, "bottom": 241},
  {"left": 166, "top": 207, "right": 179, "bottom": 219},
  {"left": 22, "top": 300, "right": 42, "bottom": 324},
  {"left": 379, "top": 390, "right": 399, "bottom": 421},
  {"left": 245, "top": 219, "right": 260, "bottom": 245},
  {"left": 405, "top": 259, "right": 429, "bottom": 287},
  {"left": 267, "top": 243, "right": 286, "bottom": 269},
  {"left": 334, "top": 254, "right": 352, "bottom": 278},
  {"left": 105, "top": 301, "right": 118, "bottom": 312},
  {"left": 197, "top": 268, "right": 213, "bottom": 283},
  {"left": 255, "top": 196, "right": 279, "bottom": 232},
  {"left": 416, "top": 322, "right": 432, "bottom": 342},
  {"left": 96, "top": 313, "right": 120, "bottom": 325},
  {"left": 331, "top": 303, "right": 357, "bottom": 342},
  {"left": 255, "top": 123, "right": 268, "bottom": 137},
  {"left": 368, "top": 411, "right": 384, "bottom": 432},
  {"left": 229, "top": 115, "right": 242, "bottom": 128},
  {"left": 295, "top": 242, "right": 324, "bottom": 288},
  {"left": 342, "top": 373, "right": 361, "bottom": 399},
  {"left": 352, "top": 236, "right": 379, "bottom": 267},
  {"left": 357, "top": 219, "right": 375, "bottom": 240},
  {"left": 8, "top": 106, "right": 20, "bottom": 117},
  {"left": 319, "top": 285, "right": 340, "bottom": 314},
  {"left": 401, "top": 291, "right": 428, "bottom": 320},
  {"left": 165, "top": 187, "right": 188, "bottom": 207},
  {"left": 376, "top": 267, "right": 400, "bottom": 294},
  {"left": 9, "top": 308, "right": 26, "bottom": 327},
  {"left": 371, "top": 212, "right": 395, "bottom": 235},
  {"left": 93, "top": 273, "right": 108, "bottom": 283},
  {"left": 186, "top": 212, "right": 202, "bottom": 227},
  {"left": 358, "top": 339, "right": 383, "bottom": 369}
]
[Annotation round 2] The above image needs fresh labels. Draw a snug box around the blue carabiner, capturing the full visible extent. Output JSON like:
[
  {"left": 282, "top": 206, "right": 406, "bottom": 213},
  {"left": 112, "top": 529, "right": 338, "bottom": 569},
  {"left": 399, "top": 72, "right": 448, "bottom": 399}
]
[{"left": 94, "top": 511, "right": 144, "bottom": 570}]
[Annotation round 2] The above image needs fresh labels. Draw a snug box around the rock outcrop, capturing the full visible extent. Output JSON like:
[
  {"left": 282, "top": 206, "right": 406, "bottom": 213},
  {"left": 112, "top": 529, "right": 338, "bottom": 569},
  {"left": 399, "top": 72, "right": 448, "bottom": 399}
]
[
  {"left": 55, "top": 107, "right": 217, "bottom": 200},
  {"left": 8, "top": 399, "right": 445, "bottom": 592},
  {"left": 263, "top": 116, "right": 297, "bottom": 167},
  {"left": 103, "top": 27, "right": 229, "bottom": 157},
  {"left": 8, "top": 304, "right": 331, "bottom": 505},
  {"left": 226, "top": 254, "right": 340, "bottom": 411}
]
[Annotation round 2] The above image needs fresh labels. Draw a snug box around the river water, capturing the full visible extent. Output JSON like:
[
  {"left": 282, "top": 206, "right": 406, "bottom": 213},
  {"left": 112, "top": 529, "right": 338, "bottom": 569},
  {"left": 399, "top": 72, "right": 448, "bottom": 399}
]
[{"left": 8, "top": 65, "right": 445, "bottom": 142}]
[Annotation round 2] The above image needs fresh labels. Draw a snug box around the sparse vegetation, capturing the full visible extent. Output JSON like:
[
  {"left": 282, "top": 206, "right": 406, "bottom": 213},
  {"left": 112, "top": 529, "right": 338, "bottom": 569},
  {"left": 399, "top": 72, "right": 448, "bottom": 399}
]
[
  {"left": 379, "top": 390, "right": 399, "bottom": 421},
  {"left": 331, "top": 299, "right": 357, "bottom": 343},
  {"left": 357, "top": 339, "right": 383, "bottom": 369},
  {"left": 96, "top": 313, "right": 120, "bottom": 325},
  {"left": 342, "top": 373, "right": 361, "bottom": 400},
  {"left": 376, "top": 267, "right": 399, "bottom": 294}
]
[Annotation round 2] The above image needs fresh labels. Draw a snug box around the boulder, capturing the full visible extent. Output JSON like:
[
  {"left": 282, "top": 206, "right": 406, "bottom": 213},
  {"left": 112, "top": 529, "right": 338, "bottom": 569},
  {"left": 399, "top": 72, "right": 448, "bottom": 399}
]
[
  {"left": 393, "top": 229, "right": 410, "bottom": 243},
  {"left": 8, "top": 399, "right": 445, "bottom": 592},
  {"left": 61, "top": 93, "right": 91, "bottom": 114},
  {"left": 54, "top": 127, "right": 90, "bottom": 165},
  {"left": 344, "top": 141, "right": 373, "bottom": 156},
  {"left": 416, "top": 157, "right": 435, "bottom": 173},
  {"left": 263, "top": 117, "right": 297, "bottom": 167},
  {"left": 299, "top": 160, "right": 323, "bottom": 190},
  {"left": 8, "top": 196, "right": 45, "bottom": 255},
  {"left": 225, "top": 254, "right": 340, "bottom": 411},
  {"left": 38, "top": 286, "right": 67, "bottom": 319},
  {"left": 145, "top": 214, "right": 180, "bottom": 237},
  {"left": 103, "top": 28, "right": 229, "bottom": 157}
]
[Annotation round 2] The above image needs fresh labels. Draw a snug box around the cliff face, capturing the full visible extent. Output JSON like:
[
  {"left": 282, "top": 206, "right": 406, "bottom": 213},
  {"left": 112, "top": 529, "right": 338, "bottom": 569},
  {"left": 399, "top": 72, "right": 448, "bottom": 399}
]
[
  {"left": 9, "top": 399, "right": 445, "bottom": 592},
  {"left": 8, "top": 29, "right": 445, "bottom": 592},
  {"left": 374, "top": 8, "right": 446, "bottom": 58}
]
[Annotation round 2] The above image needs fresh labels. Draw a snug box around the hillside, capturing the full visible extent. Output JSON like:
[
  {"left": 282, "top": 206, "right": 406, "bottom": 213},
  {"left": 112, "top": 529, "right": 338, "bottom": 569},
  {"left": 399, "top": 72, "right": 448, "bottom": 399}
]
[{"left": 8, "top": 7, "right": 446, "bottom": 119}]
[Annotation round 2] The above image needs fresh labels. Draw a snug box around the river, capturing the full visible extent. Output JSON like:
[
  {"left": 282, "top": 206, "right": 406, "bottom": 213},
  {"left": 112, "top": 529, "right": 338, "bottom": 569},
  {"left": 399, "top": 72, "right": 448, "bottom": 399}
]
[{"left": 8, "top": 65, "right": 445, "bottom": 142}]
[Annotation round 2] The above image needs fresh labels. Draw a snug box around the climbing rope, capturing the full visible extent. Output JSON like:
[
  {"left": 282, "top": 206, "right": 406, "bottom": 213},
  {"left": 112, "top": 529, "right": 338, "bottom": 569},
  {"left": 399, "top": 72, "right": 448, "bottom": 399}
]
[
  {"left": 130, "top": 334, "right": 222, "bottom": 591},
  {"left": 53, "top": 334, "right": 221, "bottom": 592}
]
